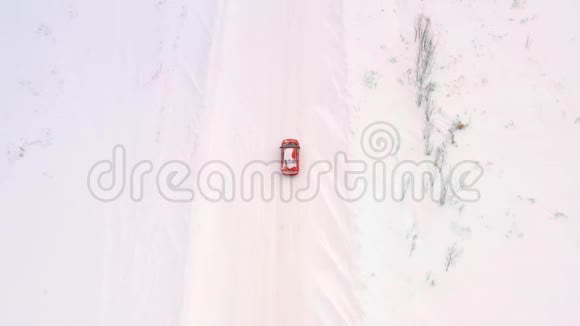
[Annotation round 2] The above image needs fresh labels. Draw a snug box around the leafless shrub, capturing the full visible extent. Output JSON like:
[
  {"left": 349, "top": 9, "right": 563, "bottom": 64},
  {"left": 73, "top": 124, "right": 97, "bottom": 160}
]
[
  {"left": 449, "top": 118, "right": 469, "bottom": 146},
  {"left": 425, "top": 272, "right": 436, "bottom": 287},
  {"left": 409, "top": 234, "right": 417, "bottom": 257},
  {"left": 433, "top": 146, "right": 446, "bottom": 176},
  {"left": 433, "top": 145, "right": 449, "bottom": 205},
  {"left": 415, "top": 14, "right": 438, "bottom": 156},
  {"left": 400, "top": 175, "right": 412, "bottom": 200},
  {"left": 413, "top": 14, "right": 454, "bottom": 206},
  {"left": 415, "top": 15, "right": 437, "bottom": 107},
  {"left": 364, "top": 70, "right": 380, "bottom": 89},
  {"left": 451, "top": 119, "right": 467, "bottom": 132},
  {"left": 552, "top": 211, "right": 568, "bottom": 220},
  {"left": 444, "top": 243, "right": 463, "bottom": 272},
  {"left": 407, "top": 225, "right": 418, "bottom": 257},
  {"left": 424, "top": 102, "right": 435, "bottom": 123},
  {"left": 423, "top": 120, "right": 434, "bottom": 155},
  {"left": 439, "top": 178, "right": 449, "bottom": 206},
  {"left": 525, "top": 36, "right": 531, "bottom": 49},
  {"left": 512, "top": 0, "right": 522, "bottom": 8}
]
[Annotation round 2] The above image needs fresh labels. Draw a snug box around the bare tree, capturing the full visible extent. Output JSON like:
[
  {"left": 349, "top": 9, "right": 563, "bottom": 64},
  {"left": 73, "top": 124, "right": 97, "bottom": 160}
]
[{"left": 444, "top": 243, "right": 463, "bottom": 272}]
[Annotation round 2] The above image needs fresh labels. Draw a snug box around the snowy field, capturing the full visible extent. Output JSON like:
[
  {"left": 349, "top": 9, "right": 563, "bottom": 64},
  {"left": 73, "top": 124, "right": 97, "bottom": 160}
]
[{"left": 1, "top": 0, "right": 579, "bottom": 325}]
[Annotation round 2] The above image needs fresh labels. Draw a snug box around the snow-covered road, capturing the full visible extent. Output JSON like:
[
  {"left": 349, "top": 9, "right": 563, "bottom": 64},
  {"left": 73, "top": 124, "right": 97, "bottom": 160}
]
[{"left": 183, "top": 1, "right": 359, "bottom": 325}]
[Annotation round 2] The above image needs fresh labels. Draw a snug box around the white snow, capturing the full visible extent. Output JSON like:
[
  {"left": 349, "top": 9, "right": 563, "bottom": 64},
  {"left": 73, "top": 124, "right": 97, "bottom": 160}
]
[{"left": 1, "top": 0, "right": 579, "bottom": 326}]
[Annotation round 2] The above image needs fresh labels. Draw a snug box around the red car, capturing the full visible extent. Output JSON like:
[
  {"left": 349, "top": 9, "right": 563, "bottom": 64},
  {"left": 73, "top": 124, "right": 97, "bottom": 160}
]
[{"left": 280, "top": 139, "right": 300, "bottom": 175}]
